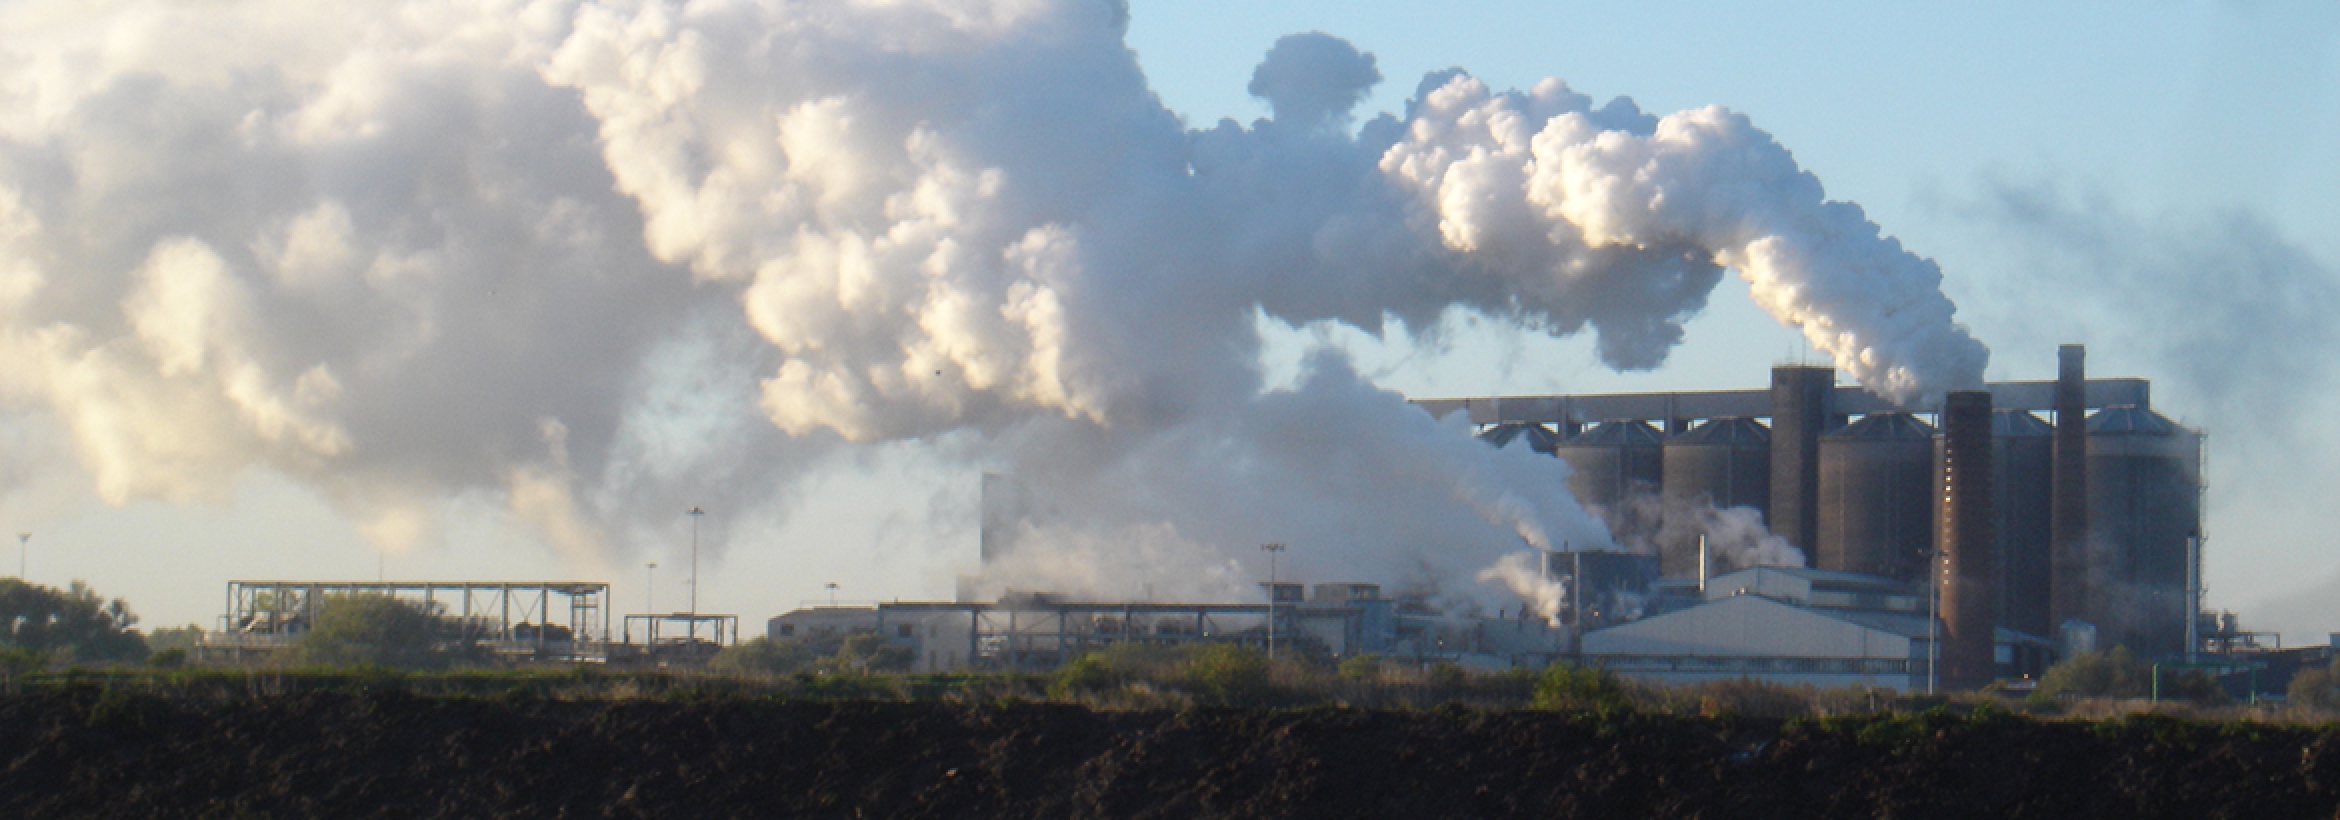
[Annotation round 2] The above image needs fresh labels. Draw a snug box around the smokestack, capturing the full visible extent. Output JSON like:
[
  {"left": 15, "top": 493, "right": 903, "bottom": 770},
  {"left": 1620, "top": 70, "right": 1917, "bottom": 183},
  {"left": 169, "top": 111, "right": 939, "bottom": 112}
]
[
  {"left": 1768, "top": 365, "right": 1834, "bottom": 559},
  {"left": 2050, "top": 344, "right": 2090, "bottom": 634},
  {"left": 1937, "top": 390, "right": 1997, "bottom": 689}
]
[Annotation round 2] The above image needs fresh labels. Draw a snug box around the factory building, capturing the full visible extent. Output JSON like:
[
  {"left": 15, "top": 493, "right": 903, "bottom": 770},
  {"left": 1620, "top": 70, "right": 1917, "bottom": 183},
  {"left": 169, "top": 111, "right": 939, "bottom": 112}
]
[
  {"left": 1432, "top": 344, "right": 2205, "bottom": 682},
  {"left": 1579, "top": 566, "right": 2053, "bottom": 691}
]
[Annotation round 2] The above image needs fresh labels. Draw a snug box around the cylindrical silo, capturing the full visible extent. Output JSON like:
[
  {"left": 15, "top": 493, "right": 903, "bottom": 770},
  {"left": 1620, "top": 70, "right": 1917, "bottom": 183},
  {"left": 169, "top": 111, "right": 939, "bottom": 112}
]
[
  {"left": 2085, "top": 406, "right": 2202, "bottom": 658},
  {"left": 1552, "top": 420, "right": 1664, "bottom": 509},
  {"left": 1768, "top": 366, "right": 1836, "bottom": 553},
  {"left": 1660, "top": 417, "right": 1772, "bottom": 578},
  {"left": 1990, "top": 410, "right": 2055, "bottom": 639},
  {"left": 1936, "top": 391, "right": 1997, "bottom": 690},
  {"left": 1817, "top": 413, "right": 1937, "bottom": 583}
]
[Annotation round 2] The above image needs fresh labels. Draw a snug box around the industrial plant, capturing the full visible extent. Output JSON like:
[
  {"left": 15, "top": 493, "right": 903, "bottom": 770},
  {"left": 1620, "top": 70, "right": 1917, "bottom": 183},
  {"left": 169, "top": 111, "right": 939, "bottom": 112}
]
[
  {"left": 1415, "top": 342, "right": 2210, "bottom": 689},
  {"left": 754, "top": 343, "right": 2221, "bottom": 692},
  {"left": 187, "top": 345, "right": 2231, "bottom": 693}
]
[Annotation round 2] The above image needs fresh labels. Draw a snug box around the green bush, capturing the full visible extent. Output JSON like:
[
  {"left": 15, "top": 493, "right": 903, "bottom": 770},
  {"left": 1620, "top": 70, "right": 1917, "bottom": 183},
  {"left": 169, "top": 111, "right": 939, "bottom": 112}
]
[
  {"left": 1184, "top": 644, "right": 1271, "bottom": 705},
  {"left": 2034, "top": 647, "right": 2150, "bottom": 700},
  {"left": 1047, "top": 652, "right": 1124, "bottom": 700},
  {"left": 2291, "top": 663, "right": 2340, "bottom": 712},
  {"left": 146, "top": 624, "right": 204, "bottom": 654},
  {"left": 829, "top": 633, "right": 915, "bottom": 674},
  {"left": 1336, "top": 653, "right": 1385, "bottom": 681},
  {"left": 146, "top": 648, "right": 189, "bottom": 669},
  {"left": 712, "top": 637, "right": 818, "bottom": 676},
  {"left": 1532, "top": 662, "right": 1630, "bottom": 712},
  {"left": 294, "top": 594, "right": 457, "bottom": 669}
]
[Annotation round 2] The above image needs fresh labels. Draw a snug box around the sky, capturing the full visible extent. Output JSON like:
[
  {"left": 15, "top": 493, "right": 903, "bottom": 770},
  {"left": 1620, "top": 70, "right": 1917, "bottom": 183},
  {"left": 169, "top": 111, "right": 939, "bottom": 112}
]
[{"left": 4, "top": 0, "right": 2339, "bottom": 644}]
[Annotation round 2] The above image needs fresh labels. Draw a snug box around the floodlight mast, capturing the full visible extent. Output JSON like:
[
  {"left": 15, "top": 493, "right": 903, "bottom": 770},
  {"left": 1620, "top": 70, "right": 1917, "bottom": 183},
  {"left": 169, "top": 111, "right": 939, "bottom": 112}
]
[
  {"left": 687, "top": 507, "right": 705, "bottom": 640},
  {"left": 1261, "top": 543, "right": 1286, "bottom": 661}
]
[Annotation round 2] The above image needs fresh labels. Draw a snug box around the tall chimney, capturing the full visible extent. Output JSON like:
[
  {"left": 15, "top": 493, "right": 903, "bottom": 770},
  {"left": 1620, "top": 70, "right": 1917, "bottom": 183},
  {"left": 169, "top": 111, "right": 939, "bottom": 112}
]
[
  {"left": 2049, "top": 345, "right": 2090, "bottom": 633},
  {"left": 1938, "top": 390, "right": 1998, "bottom": 689},
  {"left": 1768, "top": 365, "right": 1834, "bottom": 559}
]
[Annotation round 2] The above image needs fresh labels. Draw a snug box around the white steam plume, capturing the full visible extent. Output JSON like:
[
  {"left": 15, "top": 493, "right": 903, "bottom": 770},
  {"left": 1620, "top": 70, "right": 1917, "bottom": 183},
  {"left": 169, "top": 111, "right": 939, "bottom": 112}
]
[{"left": 0, "top": 1, "right": 1983, "bottom": 610}]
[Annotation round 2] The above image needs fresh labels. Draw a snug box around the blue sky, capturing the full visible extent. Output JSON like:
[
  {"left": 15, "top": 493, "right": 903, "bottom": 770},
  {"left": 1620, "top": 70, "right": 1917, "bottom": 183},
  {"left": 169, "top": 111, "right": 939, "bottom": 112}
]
[{"left": 13, "top": 0, "right": 2340, "bottom": 643}]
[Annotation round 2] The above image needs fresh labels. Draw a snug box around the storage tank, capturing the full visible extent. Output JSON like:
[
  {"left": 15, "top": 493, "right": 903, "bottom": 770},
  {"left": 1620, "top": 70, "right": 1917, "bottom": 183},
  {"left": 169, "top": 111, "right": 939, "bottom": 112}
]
[
  {"left": 2085, "top": 406, "right": 2202, "bottom": 657},
  {"left": 1990, "top": 410, "right": 2055, "bottom": 638},
  {"left": 1552, "top": 420, "right": 1665, "bottom": 508},
  {"left": 1768, "top": 365, "right": 1836, "bottom": 553},
  {"left": 1817, "top": 413, "right": 1936, "bottom": 582},
  {"left": 1660, "top": 417, "right": 1772, "bottom": 578},
  {"left": 1476, "top": 422, "right": 1561, "bottom": 454}
]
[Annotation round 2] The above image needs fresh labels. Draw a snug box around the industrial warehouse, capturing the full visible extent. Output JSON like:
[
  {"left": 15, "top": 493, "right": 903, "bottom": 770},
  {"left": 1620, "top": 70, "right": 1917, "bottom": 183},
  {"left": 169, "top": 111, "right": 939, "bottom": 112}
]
[{"left": 754, "top": 343, "right": 2224, "bottom": 693}]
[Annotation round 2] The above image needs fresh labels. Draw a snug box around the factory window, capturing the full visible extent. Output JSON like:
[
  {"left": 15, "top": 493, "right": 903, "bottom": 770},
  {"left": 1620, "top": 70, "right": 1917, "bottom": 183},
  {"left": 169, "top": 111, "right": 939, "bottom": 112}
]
[
  {"left": 778, "top": 624, "right": 795, "bottom": 637},
  {"left": 898, "top": 624, "right": 914, "bottom": 638}
]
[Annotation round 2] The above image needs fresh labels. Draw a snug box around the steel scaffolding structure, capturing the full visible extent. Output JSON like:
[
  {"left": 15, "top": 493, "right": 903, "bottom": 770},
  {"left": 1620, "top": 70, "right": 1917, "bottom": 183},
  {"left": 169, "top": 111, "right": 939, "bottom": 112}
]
[{"left": 202, "top": 580, "right": 612, "bottom": 662}]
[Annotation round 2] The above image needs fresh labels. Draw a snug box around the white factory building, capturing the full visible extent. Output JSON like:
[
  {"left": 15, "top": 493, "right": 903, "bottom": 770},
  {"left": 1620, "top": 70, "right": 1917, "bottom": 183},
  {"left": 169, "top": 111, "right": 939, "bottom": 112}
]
[{"left": 1580, "top": 566, "right": 2050, "bottom": 691}]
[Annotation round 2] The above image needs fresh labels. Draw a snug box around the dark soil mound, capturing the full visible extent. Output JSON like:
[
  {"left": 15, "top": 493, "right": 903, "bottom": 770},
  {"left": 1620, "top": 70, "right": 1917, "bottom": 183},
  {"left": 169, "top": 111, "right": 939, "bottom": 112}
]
[{"left": 2, "top": 691, "right": 2337, "bottom": 818}]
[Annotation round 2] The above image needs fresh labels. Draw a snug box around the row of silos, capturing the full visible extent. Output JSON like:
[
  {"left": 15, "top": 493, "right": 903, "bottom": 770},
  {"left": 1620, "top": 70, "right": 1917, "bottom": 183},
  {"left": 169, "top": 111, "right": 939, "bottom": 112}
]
[
  {"left": 1476, "top": 391, "right": 2200, "bottom": 656},
  {"left": 1483, "top": 417, "right": 1773, "bottom": 579},
  {"left": 1801, "top": 403, "right": 2197, "bottom": 643}
]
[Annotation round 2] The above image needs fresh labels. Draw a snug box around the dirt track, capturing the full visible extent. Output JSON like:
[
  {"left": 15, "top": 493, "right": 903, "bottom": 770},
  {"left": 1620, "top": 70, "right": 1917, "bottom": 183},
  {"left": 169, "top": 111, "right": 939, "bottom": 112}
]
[{"left": 3, "top": 691, "right": 2337, "bottom": 818}]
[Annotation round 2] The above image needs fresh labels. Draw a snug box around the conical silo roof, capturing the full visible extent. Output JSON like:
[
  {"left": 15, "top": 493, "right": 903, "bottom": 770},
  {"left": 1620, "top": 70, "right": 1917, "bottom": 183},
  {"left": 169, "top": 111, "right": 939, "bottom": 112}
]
[
  {"left": 1562, "top": 419, "right": 1665, "bottom": 447},
  {"left": 2086, "top": 406, "right": 2179, "bottom": 436},
  {"left": 1478, "top": 422, "right": 1561, "bottom": 453},
  {"left": 1668, "top": 416, "right": 1770, "bottom": 446},
  {"left": 1992, "top": 409, "right": 2054, "bottom": 437},
  {"left": 1821, "top": 413, "right": 1936, "bottom": 441}
]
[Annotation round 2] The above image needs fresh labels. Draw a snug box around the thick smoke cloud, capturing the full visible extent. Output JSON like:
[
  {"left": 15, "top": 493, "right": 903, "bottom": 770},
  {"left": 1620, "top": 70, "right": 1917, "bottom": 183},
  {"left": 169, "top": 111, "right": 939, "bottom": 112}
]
[
  {"left": 1247, "top": 32, "right": 1382, "bottom": 133},
  {"left": 0, "top": 0, "right": 1988, "bottom": 609}
]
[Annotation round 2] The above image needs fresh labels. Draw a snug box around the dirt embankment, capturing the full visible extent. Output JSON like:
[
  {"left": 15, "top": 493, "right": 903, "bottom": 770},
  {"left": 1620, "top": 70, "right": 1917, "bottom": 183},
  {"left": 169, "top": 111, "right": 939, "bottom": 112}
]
[{"left": 3, "top": 691, "right": 2339, "bottom": 819}]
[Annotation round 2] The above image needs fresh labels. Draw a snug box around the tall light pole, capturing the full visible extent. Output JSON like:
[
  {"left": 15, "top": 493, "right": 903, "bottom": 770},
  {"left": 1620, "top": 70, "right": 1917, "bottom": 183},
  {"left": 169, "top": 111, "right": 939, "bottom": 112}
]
[
  {"left": 687, "top": 506, "right": 705, "bottom": 641},
  {"left": 1261, "top": 542, "right": 1286, "bottom": 661},
  {"left": 645, "top": 562, "right": 658, "bottom": 613},
  {"left": 15, "top": 533, "right": 26, "bottom": 580}
]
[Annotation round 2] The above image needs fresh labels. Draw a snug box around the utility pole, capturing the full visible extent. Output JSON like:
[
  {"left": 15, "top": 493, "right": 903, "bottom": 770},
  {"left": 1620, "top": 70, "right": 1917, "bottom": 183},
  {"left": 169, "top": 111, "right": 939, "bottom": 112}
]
[
  {"left": 15, "top": 533, "right": 26, "bottom": 579},
  {"left": 646, "top": 562, "right": 658, "bottom": 613},
  {"left": 1261, "top": 542, "right": 1286, "bottom": 661}
]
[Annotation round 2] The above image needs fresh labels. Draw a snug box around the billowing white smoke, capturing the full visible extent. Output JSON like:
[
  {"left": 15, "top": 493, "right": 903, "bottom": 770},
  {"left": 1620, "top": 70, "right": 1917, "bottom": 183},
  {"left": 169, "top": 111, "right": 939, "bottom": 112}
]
[
  {"left": 1601, "top": 490, "right": 1809, "bottom": 573},
  {"left": 0, "top": 0, "right": 1984, "bottom": 609}
]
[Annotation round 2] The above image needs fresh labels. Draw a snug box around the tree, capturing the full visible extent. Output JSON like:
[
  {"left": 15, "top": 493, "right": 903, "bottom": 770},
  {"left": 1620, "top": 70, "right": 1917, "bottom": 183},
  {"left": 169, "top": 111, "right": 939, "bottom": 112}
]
[
  {"left": 294, "top": 594, "right": 453, "bottom": 669},
  {"left": 147, "top": 624, "right": 204, "bottom": 654},
  {"left": 0, "top": 578, "right": 147, "bottom": 663}
]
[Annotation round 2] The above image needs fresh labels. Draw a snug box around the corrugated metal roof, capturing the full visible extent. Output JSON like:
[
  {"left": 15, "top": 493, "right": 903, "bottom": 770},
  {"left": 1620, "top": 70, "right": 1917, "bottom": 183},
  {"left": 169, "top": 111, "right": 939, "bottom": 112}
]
[
  {"left": 2086, "top": 405, "right": 2180, "bottom": 436},
  {"left": 1992, "top": 409, "right": 2054, "bottom": 437},
  {"left": 1821, "top": 412, "right": 1936, "bottom": 440},
  {"left": 1560, "top": 419, "right": 1664, "bottom": 448},
  {"left": 1669, "top": 416, "right": 1771, "bottom": 446}
]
